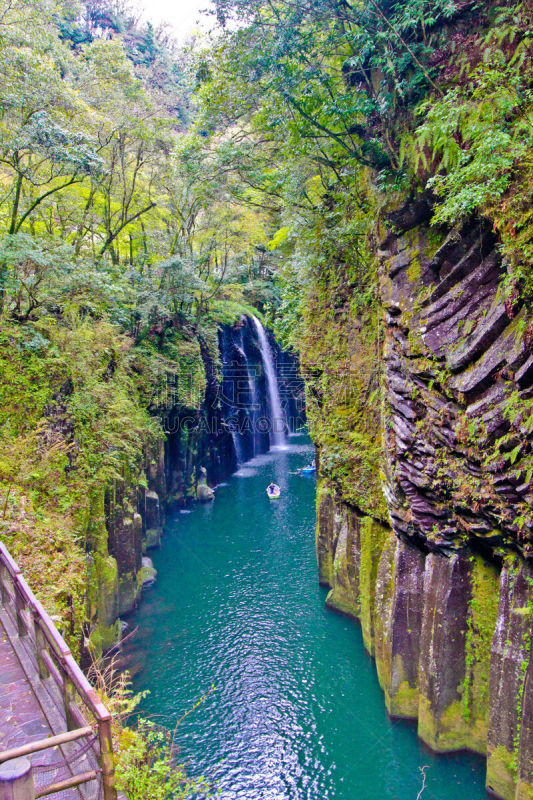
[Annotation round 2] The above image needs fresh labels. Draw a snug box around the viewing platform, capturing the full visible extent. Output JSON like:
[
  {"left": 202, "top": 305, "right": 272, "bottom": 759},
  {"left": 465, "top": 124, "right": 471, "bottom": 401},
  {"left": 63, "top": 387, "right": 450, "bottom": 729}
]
[{"left": 0, "top": 543, "right": 116, "bottom": 800}]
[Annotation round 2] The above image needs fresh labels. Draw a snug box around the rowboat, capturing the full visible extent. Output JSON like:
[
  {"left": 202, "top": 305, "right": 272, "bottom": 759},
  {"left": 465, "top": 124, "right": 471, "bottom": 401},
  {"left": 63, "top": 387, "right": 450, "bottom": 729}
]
[{"left": 301, "top": 464, "right": 316, "bottom": 474}]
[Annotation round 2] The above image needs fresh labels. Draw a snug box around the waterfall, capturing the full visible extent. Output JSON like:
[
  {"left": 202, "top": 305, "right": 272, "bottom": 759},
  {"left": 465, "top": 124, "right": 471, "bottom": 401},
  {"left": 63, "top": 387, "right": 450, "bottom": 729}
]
[
  {"left": 251, "top": 316, "right": 287, "bottom": 448},
  {"left": 219, "top": 317, "right": 290, "bottom": 467}
]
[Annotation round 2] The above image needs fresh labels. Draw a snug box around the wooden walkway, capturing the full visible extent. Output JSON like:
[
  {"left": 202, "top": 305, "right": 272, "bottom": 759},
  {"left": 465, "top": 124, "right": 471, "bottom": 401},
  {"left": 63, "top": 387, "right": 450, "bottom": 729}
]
[
  {"left": 0, "top": 607, "right": 99, "bottom": 799},
  {"left": 0, "top": 543, "right": 116, "bottom": 800}
]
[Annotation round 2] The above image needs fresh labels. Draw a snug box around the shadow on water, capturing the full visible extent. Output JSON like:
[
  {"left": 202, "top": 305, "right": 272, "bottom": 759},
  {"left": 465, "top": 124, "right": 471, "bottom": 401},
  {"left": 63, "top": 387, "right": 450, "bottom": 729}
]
[{"left": 124, "top": 439, "right": 487, "bottom": 800}]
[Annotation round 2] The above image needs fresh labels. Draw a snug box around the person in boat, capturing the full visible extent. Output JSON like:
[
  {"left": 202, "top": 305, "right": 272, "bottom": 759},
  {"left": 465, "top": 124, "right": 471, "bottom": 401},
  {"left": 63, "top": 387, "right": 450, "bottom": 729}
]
[{"left": 267, "top": 482, "right": 280, "bottom": 496}]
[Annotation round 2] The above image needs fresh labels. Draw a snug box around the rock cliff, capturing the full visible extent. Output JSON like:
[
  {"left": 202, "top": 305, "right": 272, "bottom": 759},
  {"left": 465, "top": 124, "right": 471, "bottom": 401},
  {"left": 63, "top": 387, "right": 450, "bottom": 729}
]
[{"left": 311, "top": 200, "right": 533, "bottom": 799}]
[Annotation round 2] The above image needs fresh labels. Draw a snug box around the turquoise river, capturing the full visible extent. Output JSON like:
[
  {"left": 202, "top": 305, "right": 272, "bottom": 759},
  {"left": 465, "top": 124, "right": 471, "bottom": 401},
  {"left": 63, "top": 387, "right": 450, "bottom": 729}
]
[{"left": 126, "top": 438, "right": 487, "bottom": 800}]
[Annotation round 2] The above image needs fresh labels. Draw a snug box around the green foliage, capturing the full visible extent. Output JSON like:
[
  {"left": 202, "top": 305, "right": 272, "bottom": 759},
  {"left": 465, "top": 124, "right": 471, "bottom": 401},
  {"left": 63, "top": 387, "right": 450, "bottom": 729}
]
[
  {"left": 397, "top": 1, "right": 533, "bottom": 290},
  {"left": 410, "top": 3, "right": 532, "bottom": 223},
  {"left": 116, "top": 720, "right": 213, "bottom": 800},
  {"left": 89, "top": 659, "right": 215, "bottom": 800},
  {"left": 0, "top": 0, "right": 284, "bottom": 665}
]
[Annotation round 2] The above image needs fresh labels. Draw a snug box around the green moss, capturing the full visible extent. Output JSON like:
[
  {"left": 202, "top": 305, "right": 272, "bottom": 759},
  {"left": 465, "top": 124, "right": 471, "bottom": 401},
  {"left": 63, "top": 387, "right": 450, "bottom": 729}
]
[
  {"left": 386, "top": 675, "right": 419, "bottom": 719},
  {"left": 462, "top": 555, "right": 500, "bottom": 751},
  {"left": 325, "top": 588, "right": 359, "bottom": 618},
  {"left": 359, "top": 516, "right": 390, "bottom": 656},
  {"left": 513, "top": 606, "right": 533, "bottom": 618},
  {"left": 316, "top": 483, "right": 335, "bottom": 586},
  {"left": 140, "top": 564, "right": 157, "bottom": 585},
  {"left": 419, "top": 696, "right": 459, "bottom": 752},
  {"left": 299, "top": 219, "right": 387, "bottom": 521},
  {"left": 373, "top": 532, "right": 396, "bottom": 683},
  {"left": 515, "top": 777, "right": 533, "bottom": 800},
  {"left": 406, "top": 251, "right": 422, "bottom": 283},
  {"left": 118, "top": 571, "right": 142, "bottom": 617},
  {"left": 87, "top": 552, "right": 120, "bottom": 654},
  {"left": 417, "top": 695, "right": 483, "bottom": 753},
  {"left": 143, "top": 527, "right": 162, "bottom": 552},
  {"left": 0, "top": 315, "right": 170, "bottom": 655},
  {"left": 326, "top": 506, "right": 361, "bottom": 618},
  {"left": 417, "top": 555, "right": 499, "bottom": 755},
  {"left": 88, "top": 618, "right": 121, "bottom": 656},
  {"left": 487, "top": 745, "right": 517, "bottom": 800}
]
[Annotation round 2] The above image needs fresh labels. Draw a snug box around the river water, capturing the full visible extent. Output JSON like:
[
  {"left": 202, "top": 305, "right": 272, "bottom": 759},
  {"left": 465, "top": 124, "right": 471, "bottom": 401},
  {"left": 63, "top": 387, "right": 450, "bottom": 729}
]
[{"left": 127, "top": 438, "right": 487, "bottom": 800}]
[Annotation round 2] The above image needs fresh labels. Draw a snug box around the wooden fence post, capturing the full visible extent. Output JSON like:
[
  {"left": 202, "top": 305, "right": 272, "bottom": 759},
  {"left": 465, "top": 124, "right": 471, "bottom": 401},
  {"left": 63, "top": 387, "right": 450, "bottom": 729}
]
[
  {"left": 15, "top": 590, "right": 27, "bottom": 638},
  {"left": 32, "top": 616, "right": 49, "bottom": 681},
  {"left": 0, "top": 757, "right": 35, "bottom": 800},
  {"left": 0, "top": 561, "right": 10, "bottom": 605},
  {"left": 62, "top": 677, "right": 77, "bottom": 731},
  {"left": 97, "top": 717, "right": 117, "bottom": 800}
]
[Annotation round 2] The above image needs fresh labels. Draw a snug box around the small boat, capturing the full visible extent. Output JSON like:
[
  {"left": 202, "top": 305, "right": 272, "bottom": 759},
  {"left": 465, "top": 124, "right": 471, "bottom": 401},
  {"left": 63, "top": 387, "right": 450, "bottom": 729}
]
[
  {"left": 301, "top": 465, "right": 316, "bottom": 474},
  {"left": 266, "top": 483, "right": 281, "bottom": 499}
]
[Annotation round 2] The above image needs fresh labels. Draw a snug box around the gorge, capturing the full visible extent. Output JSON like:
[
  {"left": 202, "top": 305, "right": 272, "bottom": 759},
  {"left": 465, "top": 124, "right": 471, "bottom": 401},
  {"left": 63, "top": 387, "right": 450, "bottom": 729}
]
[
  {"left": 1, "top": 1, "right": 533, "bottom": 799},
  {"left": 125, "top": 438, "right": 487, "bottom": 800}
]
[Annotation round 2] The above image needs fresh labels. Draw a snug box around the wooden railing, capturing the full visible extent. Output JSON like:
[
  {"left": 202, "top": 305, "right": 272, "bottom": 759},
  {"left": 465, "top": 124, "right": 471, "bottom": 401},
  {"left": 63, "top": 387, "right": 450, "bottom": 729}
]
[{"left": 0, "top": 542, "right": 117, "bottom": 800}]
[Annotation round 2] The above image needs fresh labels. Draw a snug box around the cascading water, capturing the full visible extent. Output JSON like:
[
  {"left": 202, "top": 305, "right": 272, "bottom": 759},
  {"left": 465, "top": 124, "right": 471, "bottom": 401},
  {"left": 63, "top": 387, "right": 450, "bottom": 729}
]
[{"left": 252, "top": 316, "right": 287, "bottom": 448}]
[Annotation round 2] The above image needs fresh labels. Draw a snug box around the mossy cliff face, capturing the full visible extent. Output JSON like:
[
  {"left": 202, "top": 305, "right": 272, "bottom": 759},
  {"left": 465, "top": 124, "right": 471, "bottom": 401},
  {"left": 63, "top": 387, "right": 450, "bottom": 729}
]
[
  {"left": 309, "top": 193, "right": 533, "bottom": 799},
  {"left": 316, "top": 488, "right": 533, "bottom": 791},
  {"left": 382, "top": 202, "right": 533, "bottom": 795},
  {"left": 0, "top": 317, "right": 238, "bottom": 659},
  {"left": 486, "top": 557, "right": 533, "bottom": 800},
  {"left": 78, "top": 445, "right": 168, "bottom": 656}
]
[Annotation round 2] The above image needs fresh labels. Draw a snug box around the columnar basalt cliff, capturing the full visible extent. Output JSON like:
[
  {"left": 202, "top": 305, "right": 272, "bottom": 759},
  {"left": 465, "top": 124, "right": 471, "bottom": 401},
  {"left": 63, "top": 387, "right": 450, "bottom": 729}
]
[
  {"left": 311, "top": 200, "right": 533, "bottom": 799},
  {"left": 381, "top": 207, "right": 533, "bottom": 556}
]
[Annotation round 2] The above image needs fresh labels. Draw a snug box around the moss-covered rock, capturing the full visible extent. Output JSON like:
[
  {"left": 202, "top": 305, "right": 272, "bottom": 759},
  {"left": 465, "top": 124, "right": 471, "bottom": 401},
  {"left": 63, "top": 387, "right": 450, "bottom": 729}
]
[
  {"left": 84, "top": 490, "right": 121, "bottom": 654},
  {"left": 462, "top": 555, "right": 500, "bottom": 754},
  {"left": 140, "top": 555, "right": 157, "bottom": 583},
  {"left": 316, "top": 483, "right": 336, "bottom": 587},
  {"left": 143, "top": 526, "right": 162, "bottom": 552},
  {"left": 376, "top": 539, "right": 425, "bottom": 719},
  {"left": 358, "top": 517, "right": 391, "bottom": 655},
  {"left": 487, "top": 557, "right": 533, "bottom": 800},
  {"left": 325, "top": 503, "right": 361, "bottom": 618},
  {"left": 417, "top": 552, "right": 473, "bottom": 752},
  {"left": 314, "top": 487, "right": 529, "bottom": 790}
]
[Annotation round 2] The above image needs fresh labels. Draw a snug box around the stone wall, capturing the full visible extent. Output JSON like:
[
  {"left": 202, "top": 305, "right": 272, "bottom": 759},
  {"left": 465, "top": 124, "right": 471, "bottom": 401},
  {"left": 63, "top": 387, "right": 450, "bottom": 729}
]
[{"left": 317, "top": 482, "right": 533, "bottom": 800}]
